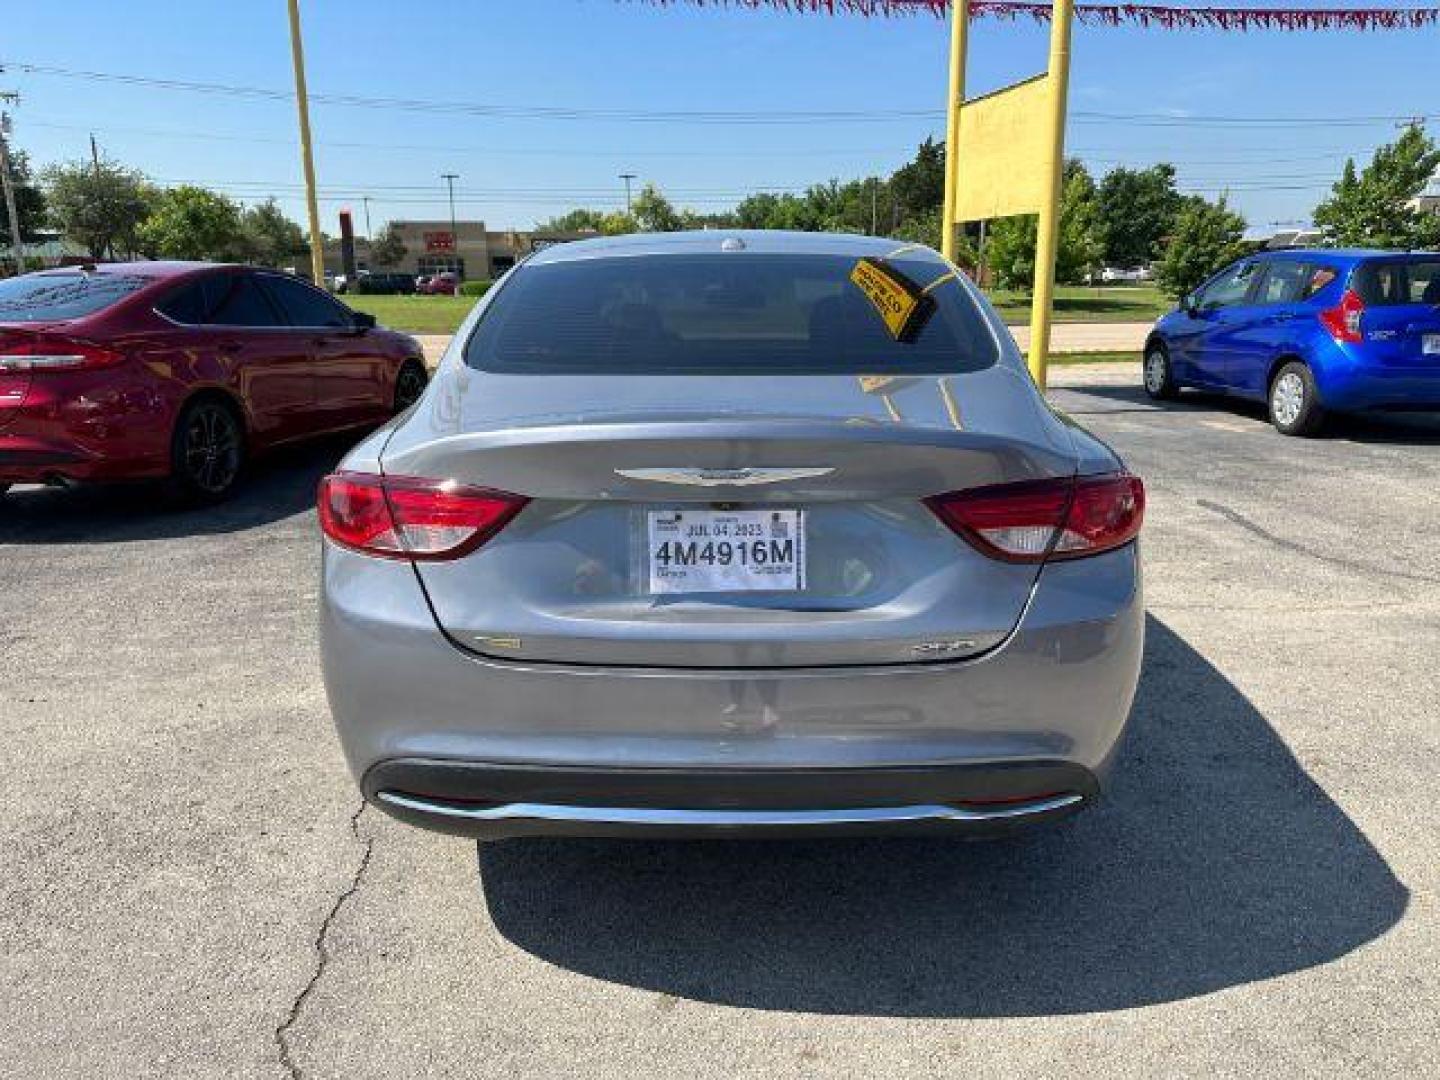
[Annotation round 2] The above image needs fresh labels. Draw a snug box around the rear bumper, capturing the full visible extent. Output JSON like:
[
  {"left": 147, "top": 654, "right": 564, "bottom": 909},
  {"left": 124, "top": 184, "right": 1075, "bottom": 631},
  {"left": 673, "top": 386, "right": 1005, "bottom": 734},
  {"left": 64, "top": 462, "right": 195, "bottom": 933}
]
[
  {"left": 364, "top": 759, "right": 1095, "bottom": 839},
  {"left": 0, "top": 388, "right": 172, "bottom": 484},
  {"left": 1317, "top": 359, "right": 1440, "bottom": 412},
  {"left": 322, "top": 542, "right": 1143, "bottom": 839}
]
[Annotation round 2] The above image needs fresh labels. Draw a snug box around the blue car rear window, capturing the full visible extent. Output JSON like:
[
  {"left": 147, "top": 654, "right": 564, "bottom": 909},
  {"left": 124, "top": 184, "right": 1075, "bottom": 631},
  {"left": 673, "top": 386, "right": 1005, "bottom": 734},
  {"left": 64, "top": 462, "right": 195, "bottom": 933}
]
[
  {"left": 1353, "top": 258, "right": 1440, "bottom": 307},
  {"left": 0, "top": 272, "right": 149, "bottom": 323},
  {"left": 464, "top": 253, "right": 1000, "bottom": 376}
]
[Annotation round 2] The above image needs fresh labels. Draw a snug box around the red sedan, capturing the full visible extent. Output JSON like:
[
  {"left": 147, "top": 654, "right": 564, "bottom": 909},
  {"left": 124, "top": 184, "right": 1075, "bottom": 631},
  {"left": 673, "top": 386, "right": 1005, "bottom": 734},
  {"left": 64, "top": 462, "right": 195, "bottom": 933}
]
[
  {"left": 0, "top": 262, "right": 428, "bottom": 502},
  {"left": 419, "top": 272, "right": 459, "bottom": 296}
]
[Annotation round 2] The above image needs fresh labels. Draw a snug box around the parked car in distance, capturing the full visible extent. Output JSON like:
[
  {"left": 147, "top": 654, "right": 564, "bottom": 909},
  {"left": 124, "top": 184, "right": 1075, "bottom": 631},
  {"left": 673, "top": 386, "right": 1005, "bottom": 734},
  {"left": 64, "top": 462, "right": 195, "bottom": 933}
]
[
  {"left": 354, "top": 272, "right": 417, "bottom": 295},
  {"left": 418, "top": 272, "right": 459, "bottom": 296},
  {"left": 1101, "top": 266, "right": 1153, "bottom": 284},
  {"left": 319, "top": 231, "right": 1146, "bottom": 842},
  {"left": 1144, "top": 249, "right": 1440, "bottom": 434},
  {"left": 0, "top": 262, "right": 430, "bottom": 502}
]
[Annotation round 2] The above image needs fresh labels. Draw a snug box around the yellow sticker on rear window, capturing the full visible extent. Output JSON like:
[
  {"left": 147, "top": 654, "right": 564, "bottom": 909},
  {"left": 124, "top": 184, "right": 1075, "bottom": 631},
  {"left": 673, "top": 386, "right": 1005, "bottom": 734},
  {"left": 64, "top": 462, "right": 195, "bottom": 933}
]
[{"left": 849, "top": 258, "right": 927, "bottom": 341}]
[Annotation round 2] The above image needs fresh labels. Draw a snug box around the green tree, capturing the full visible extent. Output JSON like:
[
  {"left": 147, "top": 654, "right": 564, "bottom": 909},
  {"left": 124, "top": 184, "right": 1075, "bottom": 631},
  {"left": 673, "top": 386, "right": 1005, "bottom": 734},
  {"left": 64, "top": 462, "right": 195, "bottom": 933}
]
[
  {"left": 1154, "top": 194, "right": 1247, "bottom": 299},
  {"left": 1097, "top": 163, "right": 1182, "bottom": 268},
  {"left": 890, "top": 138, "right": 945, "bottom": 222},
  {"left": 735, "top": 191, "right": 815, "bottom": 231},
  {"left": 983, "top": 161, "right": 1106, "bottom": 289},
  {"left": 237, "top": 198, "right": 306, "bottom": 266},
  {"left": 369, "top": 223, "right": 407, "bottom": 267},
  {"left": 598, "top": 210, "right": 638, "bottom": 235},
  {"left": 138, "top": 186, "right": 243, "bottom": 261},
  {"left": 1313, "top": 126, "right": 1440, "bottom": 249},
  {"left": 42, "top": 158, "right": 154, "bottom": 259},
  {"left": 0, "top": 147, "right": 48, "bottom": 243},
  {"left": 539, "top": 208, "right": 608, "bottom": 233},
  {"left": 631, "top": 184, "right": 681, "bottom": 232},
  {"left": 679, "top": 208, "right": 739, "bottom": 230}
]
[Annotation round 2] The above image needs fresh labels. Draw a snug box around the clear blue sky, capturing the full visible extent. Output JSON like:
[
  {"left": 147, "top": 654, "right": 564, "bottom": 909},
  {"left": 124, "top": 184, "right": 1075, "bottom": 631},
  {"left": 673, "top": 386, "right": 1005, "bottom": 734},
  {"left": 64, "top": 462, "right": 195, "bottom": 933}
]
[{"left": 5, "top": 1, "right": 1438, "bottom": 237}]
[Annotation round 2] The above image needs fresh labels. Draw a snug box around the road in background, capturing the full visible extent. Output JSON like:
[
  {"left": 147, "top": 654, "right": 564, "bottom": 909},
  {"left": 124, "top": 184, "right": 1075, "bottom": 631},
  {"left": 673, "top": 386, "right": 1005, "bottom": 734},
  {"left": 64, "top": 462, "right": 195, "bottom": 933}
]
[{"left": 2, "top": 369, "right": 1435, "bottom": 1078}]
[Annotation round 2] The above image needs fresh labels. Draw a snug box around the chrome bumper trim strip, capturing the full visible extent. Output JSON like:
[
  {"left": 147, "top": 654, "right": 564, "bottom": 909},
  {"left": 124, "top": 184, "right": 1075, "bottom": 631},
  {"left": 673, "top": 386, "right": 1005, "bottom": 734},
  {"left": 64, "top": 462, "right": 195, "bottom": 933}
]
[{"left": 376, "top": 790, "right": 1084, "bottom": 827}]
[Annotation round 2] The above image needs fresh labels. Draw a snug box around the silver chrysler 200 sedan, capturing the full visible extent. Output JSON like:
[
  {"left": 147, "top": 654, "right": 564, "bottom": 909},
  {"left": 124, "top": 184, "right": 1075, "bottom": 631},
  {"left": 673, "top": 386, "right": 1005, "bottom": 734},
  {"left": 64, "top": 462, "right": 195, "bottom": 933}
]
[{"left": 318, "top": 231, "right": 1144, "bottom": 840}]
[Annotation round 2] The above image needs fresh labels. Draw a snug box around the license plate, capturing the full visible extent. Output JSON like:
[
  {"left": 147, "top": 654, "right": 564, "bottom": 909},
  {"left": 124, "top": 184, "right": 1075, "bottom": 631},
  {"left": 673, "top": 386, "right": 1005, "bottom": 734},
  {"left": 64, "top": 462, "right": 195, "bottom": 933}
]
[
  {"left": 647, "top": 509, "right": 804, "bottom": 594},
  {"left": 1424, "top": 334, "right": 1440, "bottom": 356}
]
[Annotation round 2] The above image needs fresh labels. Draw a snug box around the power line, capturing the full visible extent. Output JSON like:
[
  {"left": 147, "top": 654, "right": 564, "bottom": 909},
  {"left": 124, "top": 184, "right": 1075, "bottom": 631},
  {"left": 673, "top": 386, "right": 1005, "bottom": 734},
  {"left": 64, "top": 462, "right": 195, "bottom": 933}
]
[
  {"left": 20, "top": 117, "right": 1390, "bottom": 175},
  {"left": 6, "top": 59, "right": 1436, "bottom": 129},
  {"left": 20, "top": 118, "right": 911, "bottom": 158}
]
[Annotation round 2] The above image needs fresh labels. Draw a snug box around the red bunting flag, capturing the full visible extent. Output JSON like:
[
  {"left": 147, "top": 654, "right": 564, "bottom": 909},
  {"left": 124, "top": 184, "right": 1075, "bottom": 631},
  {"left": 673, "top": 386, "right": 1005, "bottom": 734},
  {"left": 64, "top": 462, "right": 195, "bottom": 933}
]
[{"left": 625, "top": 1, "right": 1440, "bottom": 31}]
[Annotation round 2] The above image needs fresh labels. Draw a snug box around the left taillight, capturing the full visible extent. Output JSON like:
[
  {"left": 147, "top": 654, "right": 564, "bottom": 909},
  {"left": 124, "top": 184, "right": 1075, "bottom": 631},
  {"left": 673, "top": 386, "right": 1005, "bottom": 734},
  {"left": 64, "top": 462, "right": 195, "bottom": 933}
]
[
  {"left": 1319, "top": 288, "right": 1365, "bottom": 345},
  {"left": 317, "top": 472, "right": 527, "bottom": 561},
  {"left": 926, "top": 473, "right": 1145, "bottom": 564},
  {"left": 0, "top": 338, "right": 125, "bottom": 373}
]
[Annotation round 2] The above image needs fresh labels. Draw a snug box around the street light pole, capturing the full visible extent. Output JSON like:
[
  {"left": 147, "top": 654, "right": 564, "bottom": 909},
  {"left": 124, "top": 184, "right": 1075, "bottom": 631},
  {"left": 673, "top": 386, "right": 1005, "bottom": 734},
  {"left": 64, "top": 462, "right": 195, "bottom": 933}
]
[
  {"left": 620, "top": 173, "right": 637, "bottom": 213},
  {"left": 441, "top": 173, "right": 459, "bottom": 278},
  {"left": 285, "top": 0, "right": 326, "bottom": 288}
]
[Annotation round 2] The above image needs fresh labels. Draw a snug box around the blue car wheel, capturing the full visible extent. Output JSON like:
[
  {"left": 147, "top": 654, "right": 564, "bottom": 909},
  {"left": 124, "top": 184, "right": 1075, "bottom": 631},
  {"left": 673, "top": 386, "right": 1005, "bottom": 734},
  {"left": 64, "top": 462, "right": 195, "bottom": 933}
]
[
  {"left": 1143, "top": 342, "right": 1179, "bottom": 400},
  {"left": 1268, "top": 361, "right": 1326, "bottom": 437}
]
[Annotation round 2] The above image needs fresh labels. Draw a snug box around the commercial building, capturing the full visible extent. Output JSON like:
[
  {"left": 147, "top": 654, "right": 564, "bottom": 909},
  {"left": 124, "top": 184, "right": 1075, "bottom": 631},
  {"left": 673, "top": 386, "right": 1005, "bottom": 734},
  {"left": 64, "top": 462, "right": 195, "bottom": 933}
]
[{"left": 323, "top": 220, "right": 592, "bottom": 281}]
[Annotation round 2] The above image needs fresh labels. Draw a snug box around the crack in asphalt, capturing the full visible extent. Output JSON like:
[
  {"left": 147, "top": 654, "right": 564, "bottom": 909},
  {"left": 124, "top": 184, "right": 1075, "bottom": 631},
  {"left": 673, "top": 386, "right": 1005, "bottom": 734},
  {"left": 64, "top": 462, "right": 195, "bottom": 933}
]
[
  {"left": 1196, "top": 498, "right": 1440, "bottom": 587},
  {"left": 274, "top": 801, "right": 374, "bottom": 1080}
]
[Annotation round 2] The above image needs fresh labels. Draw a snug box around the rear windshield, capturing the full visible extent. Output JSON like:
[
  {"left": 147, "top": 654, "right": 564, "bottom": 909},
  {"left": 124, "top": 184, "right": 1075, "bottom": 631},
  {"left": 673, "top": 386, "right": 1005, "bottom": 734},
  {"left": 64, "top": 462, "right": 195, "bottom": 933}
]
[
  {"left": 1352, "top": 258, "right": 1440, "bottom": 307},
  {"left": 464, "top": 252, "right": 999, "bottom": 375},
  {"left": 0, "top": 272, "right": 149, "bottom": 323}
]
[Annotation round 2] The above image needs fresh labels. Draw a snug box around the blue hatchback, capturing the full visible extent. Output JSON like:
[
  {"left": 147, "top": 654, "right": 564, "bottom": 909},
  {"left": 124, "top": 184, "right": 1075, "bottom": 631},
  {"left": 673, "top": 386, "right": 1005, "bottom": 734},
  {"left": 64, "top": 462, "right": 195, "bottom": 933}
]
[{"left": 1144, "top": 249, "right": 1440, "bottom": 434}]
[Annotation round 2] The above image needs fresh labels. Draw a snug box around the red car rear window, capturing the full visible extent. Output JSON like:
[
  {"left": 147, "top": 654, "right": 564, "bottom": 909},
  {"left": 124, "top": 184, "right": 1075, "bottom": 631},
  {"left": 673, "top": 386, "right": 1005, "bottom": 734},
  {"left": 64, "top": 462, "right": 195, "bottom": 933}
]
[{"left": 0, "top": 272, "right": 149, "bottom": 323}]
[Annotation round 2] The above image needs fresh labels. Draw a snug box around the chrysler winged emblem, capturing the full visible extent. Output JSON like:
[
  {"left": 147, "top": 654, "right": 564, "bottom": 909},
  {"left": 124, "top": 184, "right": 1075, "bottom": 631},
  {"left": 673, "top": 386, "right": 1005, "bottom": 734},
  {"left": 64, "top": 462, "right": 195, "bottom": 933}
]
[{"left": 615, "top": 467, "right": 835, "bottom": 487}]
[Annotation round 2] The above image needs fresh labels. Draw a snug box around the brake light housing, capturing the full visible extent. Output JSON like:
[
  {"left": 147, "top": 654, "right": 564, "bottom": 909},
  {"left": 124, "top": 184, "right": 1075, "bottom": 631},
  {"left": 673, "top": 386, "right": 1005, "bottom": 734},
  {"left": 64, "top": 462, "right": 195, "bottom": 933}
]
[
  {"left": 1319, "top": 288, "right": 1365, "bottom": 345},
  {"left": 0, "top": 337, "right": 126, "bottom": 373},
  {"left": 926, "top": 473, "right": 1145, "bottom": 564},
  {"left": 318, "top": 472, "right": 527, "bottom": 561}
]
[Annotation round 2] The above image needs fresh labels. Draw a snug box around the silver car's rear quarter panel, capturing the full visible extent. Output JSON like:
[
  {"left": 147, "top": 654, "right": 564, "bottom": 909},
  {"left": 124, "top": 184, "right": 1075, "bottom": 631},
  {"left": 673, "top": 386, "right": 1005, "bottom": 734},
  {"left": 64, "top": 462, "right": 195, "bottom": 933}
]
[{"left": 320, "top": 539, "right": 1142, "bottom": 795}]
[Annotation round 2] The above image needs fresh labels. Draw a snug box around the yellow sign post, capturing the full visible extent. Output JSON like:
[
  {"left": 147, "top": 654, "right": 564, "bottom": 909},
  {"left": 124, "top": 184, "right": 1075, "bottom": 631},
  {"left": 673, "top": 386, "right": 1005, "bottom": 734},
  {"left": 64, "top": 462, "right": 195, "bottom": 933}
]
[
  {"left": 940, "top": 0, "right": 969, "bottom": 264},
  {"left": 941, "top": 0, "right": 1076, "bottom": 391},
  {"left": 286, "top": 0, "right": 326, "bottom": 290}
]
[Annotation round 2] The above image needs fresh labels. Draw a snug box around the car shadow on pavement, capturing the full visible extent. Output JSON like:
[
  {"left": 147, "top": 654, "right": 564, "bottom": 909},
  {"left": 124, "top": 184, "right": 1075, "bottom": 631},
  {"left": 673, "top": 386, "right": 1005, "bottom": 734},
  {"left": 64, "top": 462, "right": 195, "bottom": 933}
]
[
  {"left": 476, "top": 615, "right": 1408, "bottom": 1017},
  {"left": 1057, "top": 384, "right": 1440, "bottom": 443},
  {"left": 0, "top": 434, "right": 357, "bottom": 545}
]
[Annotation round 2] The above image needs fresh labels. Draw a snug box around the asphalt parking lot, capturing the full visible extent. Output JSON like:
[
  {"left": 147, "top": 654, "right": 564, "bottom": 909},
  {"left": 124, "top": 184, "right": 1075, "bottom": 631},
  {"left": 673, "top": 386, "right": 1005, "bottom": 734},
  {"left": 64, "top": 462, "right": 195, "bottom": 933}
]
[{"left": 3, "top": 364, "right": 1437, "bottom": 1079}]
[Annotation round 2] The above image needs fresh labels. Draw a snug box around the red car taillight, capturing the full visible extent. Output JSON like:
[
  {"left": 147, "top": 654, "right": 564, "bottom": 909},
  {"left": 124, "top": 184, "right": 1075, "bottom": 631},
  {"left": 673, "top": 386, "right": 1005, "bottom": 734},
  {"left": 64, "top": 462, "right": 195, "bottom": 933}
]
[
  {"left": 0, "top": 337, "right": 126, "bottom": 373},
  {"left": 926, "top": 473, "right": 1145, "bottom": 564},
  {"left": 1319, "top": 288, "right": 1365, "bottom": 344},
  {"left": 317, "top": 472, "right": 527, "bottom": 561}
]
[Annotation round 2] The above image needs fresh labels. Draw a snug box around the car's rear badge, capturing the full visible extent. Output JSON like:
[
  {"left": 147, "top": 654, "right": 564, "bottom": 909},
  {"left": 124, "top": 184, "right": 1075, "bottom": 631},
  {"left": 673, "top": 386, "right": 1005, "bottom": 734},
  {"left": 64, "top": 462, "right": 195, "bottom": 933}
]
[
  {"left": 911, "top": 640, "right": 978, "bottom": 657},
  {"left": 615, "top": 467, "right": 835, "bottom": 487}
]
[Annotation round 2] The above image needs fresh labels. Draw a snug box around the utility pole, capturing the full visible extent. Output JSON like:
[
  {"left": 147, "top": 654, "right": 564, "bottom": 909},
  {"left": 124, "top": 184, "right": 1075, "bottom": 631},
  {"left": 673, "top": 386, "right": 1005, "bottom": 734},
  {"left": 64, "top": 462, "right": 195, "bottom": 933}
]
[
  {"left": 940, "top": 0, "right": 969, "bottom": 263},
  {"left": 0, "top": 91, "right": 23, "bottom": 273},
  {"left": 619, "top": 173, "right": 637, "bottom": 213},
  {"left": 441, "top": 173, "right": 459, "bottom": 277},
  {"left": 870, "top": 178, "right": 879, "bottom": 236},
  {"left": 285, "top": 0, "right": 326, "bottom": 288},
  {"left": 90, "top": 132, "right": 101, "bottom": 175},
  {"left": 362, "top": 195, "right": 372, "bottom": 240}
]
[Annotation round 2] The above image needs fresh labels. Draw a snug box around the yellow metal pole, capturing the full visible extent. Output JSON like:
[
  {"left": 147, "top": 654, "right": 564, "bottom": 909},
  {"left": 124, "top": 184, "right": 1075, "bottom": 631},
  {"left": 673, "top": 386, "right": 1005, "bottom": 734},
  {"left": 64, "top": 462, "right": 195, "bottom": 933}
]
[
  {"left": 1026, "top": 0, "right": 1075, "bottom": 391},
  {"left": 941, "top": 0, "right": 969, "bottom": 263},
  {"left": 286, "top": 0, "right": 326, "bottom": 288}
]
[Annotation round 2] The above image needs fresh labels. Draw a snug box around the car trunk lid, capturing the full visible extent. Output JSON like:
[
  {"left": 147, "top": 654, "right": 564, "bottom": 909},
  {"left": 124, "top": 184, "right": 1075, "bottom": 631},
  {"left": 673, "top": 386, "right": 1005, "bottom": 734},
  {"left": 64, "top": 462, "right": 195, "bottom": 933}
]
[
  {"left": 386, "top": 368, "right": 1078, "bottom": 668},
  {"left": 1353, "top": 257, "right": 1440, "bottom": 368}
]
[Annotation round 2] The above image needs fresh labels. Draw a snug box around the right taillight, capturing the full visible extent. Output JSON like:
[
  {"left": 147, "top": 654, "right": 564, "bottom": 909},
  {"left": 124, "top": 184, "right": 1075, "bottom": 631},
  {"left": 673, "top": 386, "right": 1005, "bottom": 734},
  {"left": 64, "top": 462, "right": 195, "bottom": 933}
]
[
  {"left": 926, "top": 473, "right": 1145, "bottom": 564},
  {"left": 1319, "top": 288, "right": 1365, "bottom": 344},
  {"left": 0, "top": 337, "right": 125, "bottom": 372},
  {"left": 318, "top": 471, "right": 527, "bottom": 561}
]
